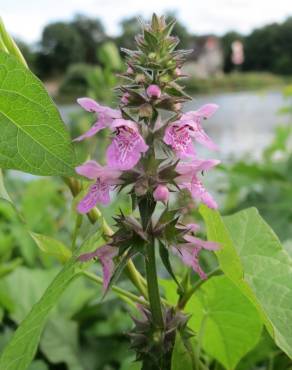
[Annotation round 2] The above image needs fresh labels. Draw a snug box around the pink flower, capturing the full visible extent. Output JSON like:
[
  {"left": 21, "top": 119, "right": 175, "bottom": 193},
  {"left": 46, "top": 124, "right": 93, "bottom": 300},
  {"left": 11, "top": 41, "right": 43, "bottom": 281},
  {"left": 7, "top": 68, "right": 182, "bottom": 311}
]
[
  {"left": 106, "top": 119, "right": 149, "bottom": 170},
  {"left": 153, "top": 184, "right": 169, "bottom": 203},
  {"left": 78, "top": 245, "right": 118, "bottom": 291},
  {"left": 76, "top": 160, "right": 121, "bottom": 213},
  {"left": 127, "top": 66, "right": 134, "bottom": 74},
  {"left": 175, "top": 67, "right": 182, "bottom": 76},
  {"left": 176, "top": 159, "right": 220, "bottom": 209},
  {"left": 163, "top": 104, "right": 219, "bottom": 158},
  {"left": 146, "top": 84, "right": 161, "bottom": 98},
  {"left": 73, "top": 97, "right": 121, "bottom": 142},
  {"left": 172, "top": 234, "right": 219, "bottom": 279}
]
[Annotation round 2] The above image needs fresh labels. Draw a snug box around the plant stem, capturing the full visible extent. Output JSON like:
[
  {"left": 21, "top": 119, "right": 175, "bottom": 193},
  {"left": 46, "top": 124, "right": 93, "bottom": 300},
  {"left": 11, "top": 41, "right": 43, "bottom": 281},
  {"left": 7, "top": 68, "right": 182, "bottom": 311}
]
[
  {"left": 82, "top": 270, "right": 148, "bottom": 306},
  {"left": 145, "top": 241, "right": 164, "bottom": 329},
  {"left": 71, "top": 214, "right": 82, "bottom": 252},
  {"left": 126, "top": 259, "right": 149, "bottom": 298}
]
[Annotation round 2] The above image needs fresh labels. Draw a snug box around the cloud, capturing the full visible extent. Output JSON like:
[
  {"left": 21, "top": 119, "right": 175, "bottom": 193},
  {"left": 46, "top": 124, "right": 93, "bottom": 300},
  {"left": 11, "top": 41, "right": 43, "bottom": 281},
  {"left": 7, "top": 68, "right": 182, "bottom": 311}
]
[{"left": 2, "top": 0, "right": 292, "bottom": 43}]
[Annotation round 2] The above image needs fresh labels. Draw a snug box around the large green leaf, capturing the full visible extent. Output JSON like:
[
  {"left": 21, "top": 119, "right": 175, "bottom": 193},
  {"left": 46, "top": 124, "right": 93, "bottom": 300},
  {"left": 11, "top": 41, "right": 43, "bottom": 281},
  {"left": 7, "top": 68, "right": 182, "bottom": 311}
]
[
  {"left": 200, "top": 206, "right": 292, "bottom": 359},
  {"left": 171, "top": 332, "right": 193, "bottom": 370},
  {"left": 0, "top": 51, "right": 77, "bottom": 176},
  {"left": 187, "top": 276, "right": 262, "bottom": 370},
  {"left": 0, "top": 230, "right": 102, "bottom": 370},
  {"left": 40, "top": 317, "right": 83, "bottom": 370}
]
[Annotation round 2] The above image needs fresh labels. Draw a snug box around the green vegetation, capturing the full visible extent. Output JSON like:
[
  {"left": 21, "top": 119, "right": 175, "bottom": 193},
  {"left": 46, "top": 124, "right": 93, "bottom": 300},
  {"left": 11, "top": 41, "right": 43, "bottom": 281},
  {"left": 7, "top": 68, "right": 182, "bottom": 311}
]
[{"left": 185, "top": 72, "right": 288, "bottom": 94}]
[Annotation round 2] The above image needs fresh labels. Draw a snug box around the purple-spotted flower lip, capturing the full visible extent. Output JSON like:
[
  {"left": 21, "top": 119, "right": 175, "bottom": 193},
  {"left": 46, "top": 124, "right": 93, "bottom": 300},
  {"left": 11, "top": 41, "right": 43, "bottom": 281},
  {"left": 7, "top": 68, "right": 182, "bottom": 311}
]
[
  {"left": 106, "top": 119, "right": 149, "bottom": 171},
  {"left": 163, "top": 103, "right": 219, "bottom": 158},
  {"left": 73, "top": 97, "right": 122, "bottom": 142},
  {"left": 78, "top": 244, "right": 118, "bottom": 291}
]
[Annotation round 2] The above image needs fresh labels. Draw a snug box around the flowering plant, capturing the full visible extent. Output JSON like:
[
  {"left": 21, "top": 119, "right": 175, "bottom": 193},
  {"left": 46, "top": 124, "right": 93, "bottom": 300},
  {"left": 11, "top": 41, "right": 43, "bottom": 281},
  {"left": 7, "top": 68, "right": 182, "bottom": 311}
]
[{"left": 0, "top": 14, "right": 292, "bottom": 370}]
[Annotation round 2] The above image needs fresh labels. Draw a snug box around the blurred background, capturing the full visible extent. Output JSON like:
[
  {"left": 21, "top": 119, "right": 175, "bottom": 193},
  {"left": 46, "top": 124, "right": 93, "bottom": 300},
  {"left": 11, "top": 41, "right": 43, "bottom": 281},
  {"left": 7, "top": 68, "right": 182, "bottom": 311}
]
[{"left": 1, "top": 1, "right": 292, "bottom": 369}]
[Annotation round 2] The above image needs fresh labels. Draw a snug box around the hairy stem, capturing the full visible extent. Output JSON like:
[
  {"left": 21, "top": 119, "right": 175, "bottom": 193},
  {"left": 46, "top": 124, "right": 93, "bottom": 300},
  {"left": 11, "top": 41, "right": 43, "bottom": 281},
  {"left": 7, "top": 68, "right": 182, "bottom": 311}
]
[{"left": 145, "top": 241, "right": 164, "bottom": 329}]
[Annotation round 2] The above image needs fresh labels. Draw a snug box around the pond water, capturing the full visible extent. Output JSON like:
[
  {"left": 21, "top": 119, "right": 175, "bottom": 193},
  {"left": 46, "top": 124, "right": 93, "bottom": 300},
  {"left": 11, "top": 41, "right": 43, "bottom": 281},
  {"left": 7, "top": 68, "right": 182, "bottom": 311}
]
[{"left": 59, "top": 90, "right": 290, "bottom": 163}]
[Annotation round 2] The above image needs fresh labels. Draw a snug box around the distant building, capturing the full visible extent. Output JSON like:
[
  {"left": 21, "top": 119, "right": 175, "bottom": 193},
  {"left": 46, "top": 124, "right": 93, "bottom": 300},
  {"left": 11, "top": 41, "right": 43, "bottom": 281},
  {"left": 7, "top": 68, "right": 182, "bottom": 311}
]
[{"left": 183, "top": 36, "right": 224, "bottom": 78}]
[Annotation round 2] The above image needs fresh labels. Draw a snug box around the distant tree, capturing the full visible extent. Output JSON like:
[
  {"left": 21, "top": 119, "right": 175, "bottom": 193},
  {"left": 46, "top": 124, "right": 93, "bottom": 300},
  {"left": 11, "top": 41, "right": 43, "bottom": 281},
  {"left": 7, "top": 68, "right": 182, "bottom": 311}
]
[
  {"left": 71, "top": 15, "right": 106, "bottom": 64},
  {"left": 243, "top": 18, "right": 292, "bottom": 75},
  {"left": 40, "top": 22, "right": 85, "bottom": 76},
  {"left": 243, "top": 23, "right": 279, "bottom": 72},
  {"left": 116, "top": 16, "right": 142, "bottom": 51}
]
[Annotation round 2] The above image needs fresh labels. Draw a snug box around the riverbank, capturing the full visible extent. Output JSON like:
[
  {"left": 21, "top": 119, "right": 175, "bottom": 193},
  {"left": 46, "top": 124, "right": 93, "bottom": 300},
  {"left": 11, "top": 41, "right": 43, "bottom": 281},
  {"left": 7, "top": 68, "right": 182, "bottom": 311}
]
[
  {"left": 184, "top": 72, "right": 289, "bottom": 94},
  {"left": 47, "top": 72, "right": 290, "bottom": 104}
]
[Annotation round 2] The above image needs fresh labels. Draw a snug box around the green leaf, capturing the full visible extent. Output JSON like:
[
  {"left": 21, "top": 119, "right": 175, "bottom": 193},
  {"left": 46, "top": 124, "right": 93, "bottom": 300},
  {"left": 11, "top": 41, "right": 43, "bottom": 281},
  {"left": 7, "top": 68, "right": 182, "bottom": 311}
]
[
  {"left": 27, "top": 361, "right": 48, "bottom": 370},
  {"left": 171, "top": 332, "right": 193, "bottom": 370},
  {"left": 0, "top": 169, "right": 11, "bottom": 202},
  {"left": 200, "top": 205, "right": 292, "bottom": 359},
  {"left": 187, "top": 276, "right": 262, "bottom": 370},
  {"left": 40, "top": 317, "right": 83, "bottom": 370},
  {"left": 30, "top": 232, "right": 72, "bottom": 263},
  {"left": 0, "top": 51, "right": 77, "bottom": 176},
  {"left": 0, "top": 230, "right": 102, "bottom": 370},
  {"left": 3, "top": 267, "right": 58, "bottom": 323}
]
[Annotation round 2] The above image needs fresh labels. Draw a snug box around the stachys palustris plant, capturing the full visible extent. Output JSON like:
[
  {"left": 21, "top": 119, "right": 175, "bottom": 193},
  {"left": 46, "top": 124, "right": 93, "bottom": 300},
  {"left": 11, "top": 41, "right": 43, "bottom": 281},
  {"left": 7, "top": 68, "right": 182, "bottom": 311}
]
[{"left": 74, "top": 14, "right": 220, "bottom": 370}]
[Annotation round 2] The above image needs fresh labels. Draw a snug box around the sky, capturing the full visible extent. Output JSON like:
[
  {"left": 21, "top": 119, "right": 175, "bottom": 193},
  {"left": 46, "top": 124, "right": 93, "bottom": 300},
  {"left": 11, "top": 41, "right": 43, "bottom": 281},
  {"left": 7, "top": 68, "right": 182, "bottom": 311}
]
[{"left": 2, "top": 0, "right": 292, "bottom": 43}]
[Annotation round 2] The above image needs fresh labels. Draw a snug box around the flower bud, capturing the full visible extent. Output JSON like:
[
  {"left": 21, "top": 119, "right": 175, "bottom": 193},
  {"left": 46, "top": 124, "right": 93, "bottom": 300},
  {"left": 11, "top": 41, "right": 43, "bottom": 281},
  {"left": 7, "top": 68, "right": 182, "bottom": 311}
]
[
  {"left": 174, "top": 67, "right": 182, "bottom": 76},
  {"left": 153, "top": 185, "right": 169, "bottom": 203},
  {"left": 127, "top": 66, "right": 134, "bottom": 74},
  {"left": 146, "top": 84, "right": 161, "bottom": 99}
]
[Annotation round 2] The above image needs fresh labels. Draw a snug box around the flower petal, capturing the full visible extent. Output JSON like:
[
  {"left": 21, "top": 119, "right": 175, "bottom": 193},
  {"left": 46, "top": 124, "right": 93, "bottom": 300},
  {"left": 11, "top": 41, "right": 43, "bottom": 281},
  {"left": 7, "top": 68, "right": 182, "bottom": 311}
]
[
  {"left": 194, "top": 103, "right": 219, "bottom": 118},
  {"left": 193, "top": 125, "right": 219, "bottom": 151},
  {"left": 78, "top": 245, "right": 118, "bottom": 291},
  {"left": 190, "top": 178, "right": 218, "bottom": 209},
  {"left": 184, "top": 235, "right": 220, "bottom": 250},
  {"left": 75, "top": 160, "right": 103, "bottom": 180},
  {"left": 106, "top": 123, "right": 148, "bottom": 170},
  {"left": 172, "top": 245, "right": 207, "bottom": 279},
  {"left": 106, "top": 140, "right": 141, "bottom": 170},
  {"left": 163, "top": 124, "right": 195, "bottom": 158},
  {"left": 73, "top": 121, "right": 105, "bottom": 142},
  {"left": 96, "top": 245, "right": 118, "bottom": 291},
  {"left": 77, "top": 97, "right": 100, "bottom": 112},
  {"left": 77, "top": 180, "right": 110, "bottom": 213}
]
